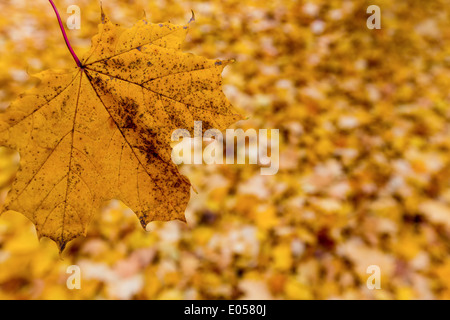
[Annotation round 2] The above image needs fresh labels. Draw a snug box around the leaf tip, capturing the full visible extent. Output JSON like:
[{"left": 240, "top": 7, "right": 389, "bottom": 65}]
[
  {"left": 57, "top": 240, "right": 67, "bottom": 255},
  {"left": 36, "top": 228, "right": 42, "bottom": 240},
  {"left": 58, "top": 250, "right": 65, "bottom": 261},
  {"left": 216, "top": 59, "right": 235, "bottom": 68},
  {"left": 139, "top": 217, "right": 148, "bottom": 230},
  {"left": 100, "top": 2, "right": 109, "bottom": 24},
  {"left": 0, "top": 204, "right": 7, "bottom": 217},
  {"left": 189, "top": 10, "right": 196, "bottom": 24},
  {"left": 226, "top": 58, "right": 236, "bottom": 65}
]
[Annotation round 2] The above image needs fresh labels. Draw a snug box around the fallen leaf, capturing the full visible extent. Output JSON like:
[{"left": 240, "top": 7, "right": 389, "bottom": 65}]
[
  {"left": 419, "top": 200, "right": 450, "bottom": 229},
  {"left": 0, "top": 9, "right": 242, "bottom": 251}
]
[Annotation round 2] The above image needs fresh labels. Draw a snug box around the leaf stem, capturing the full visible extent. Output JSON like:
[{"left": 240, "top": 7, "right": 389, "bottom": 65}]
[{"left": 48, "top": 0, "right": 82, "bottom": 67}]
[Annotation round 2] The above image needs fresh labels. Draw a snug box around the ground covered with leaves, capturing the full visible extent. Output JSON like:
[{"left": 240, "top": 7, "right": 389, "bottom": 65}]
[{"left": 1, "top": 0, "right": 450, "bottom": 299}]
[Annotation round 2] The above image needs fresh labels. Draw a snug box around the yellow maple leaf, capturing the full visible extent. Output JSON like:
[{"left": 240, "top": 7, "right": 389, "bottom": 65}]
[{"left": 0, "top": 6, "right": 242, "bottom": 252}]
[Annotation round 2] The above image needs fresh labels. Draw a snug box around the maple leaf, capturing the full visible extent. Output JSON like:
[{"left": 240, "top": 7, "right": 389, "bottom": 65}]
[{"left": 0, "top": 6, "right": 242, "bottom": 252}]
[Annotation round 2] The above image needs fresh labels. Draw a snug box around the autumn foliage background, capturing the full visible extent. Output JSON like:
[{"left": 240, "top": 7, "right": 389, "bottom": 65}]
[{"left": 1, "top": 0, "right": 450, "bottom": 300}]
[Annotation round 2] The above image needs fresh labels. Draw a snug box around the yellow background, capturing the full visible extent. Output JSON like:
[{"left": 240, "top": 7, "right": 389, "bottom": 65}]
[{"left": 0, "top": 0, "right": 450, "bottom": 299}]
